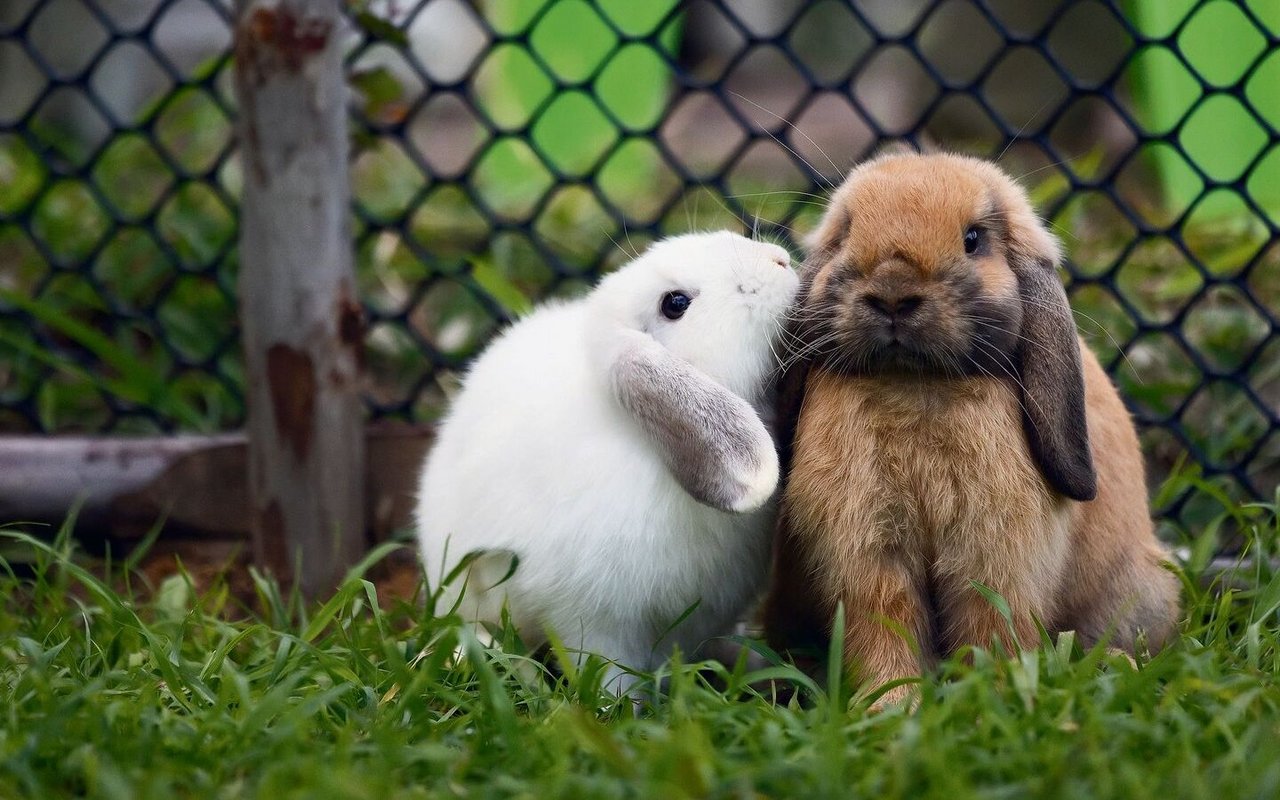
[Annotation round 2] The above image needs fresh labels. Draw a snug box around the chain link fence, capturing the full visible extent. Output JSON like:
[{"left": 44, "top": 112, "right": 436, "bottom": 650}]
[{"left": 1, "top": 0, "right": 1277, "bottom": 531}]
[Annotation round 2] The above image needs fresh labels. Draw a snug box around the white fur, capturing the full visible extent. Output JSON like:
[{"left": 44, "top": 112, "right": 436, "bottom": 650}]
[{"left": 416, "top": 232, "right": 799, "bottom": 688}]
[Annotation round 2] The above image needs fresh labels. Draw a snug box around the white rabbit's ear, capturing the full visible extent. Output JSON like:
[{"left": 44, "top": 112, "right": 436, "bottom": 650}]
[{"left": 609, "top": 330, "right": 779, "bottom": 513}]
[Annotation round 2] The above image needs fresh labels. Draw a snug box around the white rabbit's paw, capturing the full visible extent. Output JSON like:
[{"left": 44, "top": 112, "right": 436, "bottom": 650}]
[{"left": 727, "top": 454, "right": 779, "bottom": 513}]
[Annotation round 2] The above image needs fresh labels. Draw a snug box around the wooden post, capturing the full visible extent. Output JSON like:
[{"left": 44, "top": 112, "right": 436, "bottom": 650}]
[{"left": 233, "top": 0, "right": 366, "bottom": 597}]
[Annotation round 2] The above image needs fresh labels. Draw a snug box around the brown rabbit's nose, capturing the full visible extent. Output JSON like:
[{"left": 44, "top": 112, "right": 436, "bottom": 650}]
[{"left": 862, "top": 293, "right": 923, "bottom": 322}]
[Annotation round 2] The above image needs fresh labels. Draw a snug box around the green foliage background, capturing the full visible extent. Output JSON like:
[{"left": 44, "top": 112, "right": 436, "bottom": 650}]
[{"left": 0, "top": 0, "right": 1276, "bottom": 531}]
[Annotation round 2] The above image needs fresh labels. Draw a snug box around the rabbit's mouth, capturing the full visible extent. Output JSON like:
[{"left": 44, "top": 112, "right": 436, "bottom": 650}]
[
  {"left": 841, "top": 336, "right": 965, "bottom": 377},
  {"left": 818, "top": 313, "right": 1023, "bottom": 381},
  {"left": 801, "top": 302, "right": 979, "bottom": 379}
]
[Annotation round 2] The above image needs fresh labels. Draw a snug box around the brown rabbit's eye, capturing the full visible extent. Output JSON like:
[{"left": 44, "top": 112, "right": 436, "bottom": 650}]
[
  {"left": 964, "top": 226, "right": 984, "bottom": 255},
  {"left": 660, "top": 291, "right": 691, "bottom": 320}
]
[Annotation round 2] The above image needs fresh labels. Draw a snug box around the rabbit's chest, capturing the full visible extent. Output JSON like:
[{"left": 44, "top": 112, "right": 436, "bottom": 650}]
[{"left": 788, "top": 369, "right": 1048, "bottom": 551}]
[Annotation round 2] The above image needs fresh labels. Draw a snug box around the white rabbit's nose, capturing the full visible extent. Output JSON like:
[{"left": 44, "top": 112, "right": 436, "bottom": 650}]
[{"left": 762, "top": 246, "right": 791, "bottom": 269}]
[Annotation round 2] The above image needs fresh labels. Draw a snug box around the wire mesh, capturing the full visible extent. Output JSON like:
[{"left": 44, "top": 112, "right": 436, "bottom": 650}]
[{"left": 0, "top": 0, "right": 1277, "bottom": 530}]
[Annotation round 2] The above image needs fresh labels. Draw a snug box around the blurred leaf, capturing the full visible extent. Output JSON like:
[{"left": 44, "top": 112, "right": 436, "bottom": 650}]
[
  {"left": 468, "top": 257, "right": 533, "bottom": 318},
  {"left": 0, "top": 288, "right": 206, "bottom": 429},
  {"left": 351, "top": 67, "right": 408, "bottom": 124},
  {"left": 351, "top": 68, "right": 402, "bottom": 107},
  {"left": 352, "top": 10, "right": 408, "bottom": 47},
  {"left": 970, "top": 580, "right": 1015, "bottom": 631}
]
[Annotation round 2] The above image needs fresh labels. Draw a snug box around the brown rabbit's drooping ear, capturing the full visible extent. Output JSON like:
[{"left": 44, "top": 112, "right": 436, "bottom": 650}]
[{"left": 1012, "top": 252, "right": 1098, "bottom": 501}]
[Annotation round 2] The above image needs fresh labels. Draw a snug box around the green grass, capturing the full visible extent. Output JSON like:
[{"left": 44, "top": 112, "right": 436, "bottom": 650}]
[{"left": 2, "top": 483, "right": 1280, "bottom": 799}]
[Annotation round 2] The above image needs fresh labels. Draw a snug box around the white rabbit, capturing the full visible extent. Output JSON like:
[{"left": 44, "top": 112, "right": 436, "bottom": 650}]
[{"left": 416, "top": 231, "right": 799, "bottom": 691}]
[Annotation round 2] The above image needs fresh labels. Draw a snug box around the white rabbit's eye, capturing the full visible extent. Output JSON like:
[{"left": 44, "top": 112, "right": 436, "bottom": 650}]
[
  {"left": 964, "top": 226, "right": 984, "bottom": 255},
  {"left": 660, "top": 291, "right": 692, "bottom": 320}
]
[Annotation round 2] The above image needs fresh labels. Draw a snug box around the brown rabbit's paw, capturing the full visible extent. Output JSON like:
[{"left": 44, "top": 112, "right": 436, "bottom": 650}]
[{"left": 863, "top": 681, "right": 921, "bottom": 714}]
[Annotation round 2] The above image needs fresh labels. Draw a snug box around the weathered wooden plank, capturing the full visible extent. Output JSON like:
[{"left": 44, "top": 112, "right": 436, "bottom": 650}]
[{"left": 0, "top": 425, "right": 432, "bottom": 543}]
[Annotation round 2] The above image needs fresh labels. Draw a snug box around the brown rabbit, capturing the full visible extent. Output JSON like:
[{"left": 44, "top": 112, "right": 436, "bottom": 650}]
[{"left": 764, "top": 151, "right": 1180, "bottom": 704}]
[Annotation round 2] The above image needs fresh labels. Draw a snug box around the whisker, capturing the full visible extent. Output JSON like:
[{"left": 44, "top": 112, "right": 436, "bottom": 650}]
[
  {"left": 1013, "top": 296, "right": 1142, "bottom": 381},
  {"left": 727, "top": 90, "right": 840, "bottom": 191},
  {"left": 765, "top": 322, "right": 784, "bottom": 374},
  {"left": 967, "top": 335, "right": 1046, "bottom": 423},
  {"left": 959, "top": 315, "right": 1075, "bottom": 373},
  {"left": 621, "top": 219, "right": 641, "bottom": 260},
  {"left": 602, "top": 228, "right": 638, "bottom": 262},
  {"left": 771, "top": 327, "right": 846, "bottom": 377},
  {"left": 699, "top": 188, "right": 757, "bottom": 236},
  {"left": 1013, "top": 154, "right": 1085, "bottom": 185},
  {"left": 775, "top": 337, "right": 840, "bottom": 374},
  {"left": 727, "top": 189, "right": 832, "bottom": 203},
  {"left": 996, "top": 96, "right": 1057, "bottom": 165},
  {"left": 1044, "top": 218, "right": 1080, "bottom": 244},
  {"left": 956, "top": 346, "right": 1047, "bottom": 466}
]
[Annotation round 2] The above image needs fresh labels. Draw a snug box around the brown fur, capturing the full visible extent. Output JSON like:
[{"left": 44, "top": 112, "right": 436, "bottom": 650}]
[{"left": 764, "top": 152, "right": 1180, "bottom": 701}]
